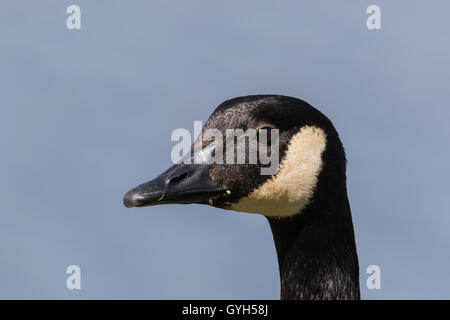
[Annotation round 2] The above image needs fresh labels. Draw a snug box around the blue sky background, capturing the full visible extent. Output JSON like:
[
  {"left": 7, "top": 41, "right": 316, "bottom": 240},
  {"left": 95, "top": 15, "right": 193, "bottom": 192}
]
[{"left": 1, "top": 1, "right": 449, "bottom": 299}]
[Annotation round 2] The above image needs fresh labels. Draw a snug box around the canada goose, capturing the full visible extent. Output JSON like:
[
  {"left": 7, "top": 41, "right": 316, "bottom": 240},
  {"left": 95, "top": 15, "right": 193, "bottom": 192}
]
[{"left": 123, "top": 95, "right": 360, "bottom": 300}]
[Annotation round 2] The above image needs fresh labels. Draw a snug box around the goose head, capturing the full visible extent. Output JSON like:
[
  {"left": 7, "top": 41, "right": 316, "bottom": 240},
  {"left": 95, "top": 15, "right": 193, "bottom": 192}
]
[
  {"left": 124, "top": 95, "right": 344, "bottom": 218},
  {"left": 123, "top": 94, "right": 359, "bottom": 299}
]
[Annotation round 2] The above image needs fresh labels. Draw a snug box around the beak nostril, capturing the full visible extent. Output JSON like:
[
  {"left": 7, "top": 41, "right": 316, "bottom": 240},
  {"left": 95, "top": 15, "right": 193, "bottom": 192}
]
[{"left": 168, "top": 172, "right": 188, "bottom": 185}]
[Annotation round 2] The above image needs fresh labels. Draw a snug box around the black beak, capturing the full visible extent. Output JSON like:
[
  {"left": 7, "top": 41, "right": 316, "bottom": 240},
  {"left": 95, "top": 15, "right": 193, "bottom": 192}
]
[{"left": 123, "top": 163, "right": 227, "bottom": 208}]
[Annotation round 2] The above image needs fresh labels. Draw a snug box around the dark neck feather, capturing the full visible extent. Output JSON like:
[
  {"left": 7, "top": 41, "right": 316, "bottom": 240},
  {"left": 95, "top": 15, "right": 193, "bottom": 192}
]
[{"left": 267, "top": 190, "right": 360, "bottom": 300}]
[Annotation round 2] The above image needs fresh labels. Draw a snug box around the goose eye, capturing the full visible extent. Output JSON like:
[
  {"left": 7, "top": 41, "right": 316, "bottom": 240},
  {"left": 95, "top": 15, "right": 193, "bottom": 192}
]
[{"left": 257, "top": 126, "right": 275, "bottom": 146}]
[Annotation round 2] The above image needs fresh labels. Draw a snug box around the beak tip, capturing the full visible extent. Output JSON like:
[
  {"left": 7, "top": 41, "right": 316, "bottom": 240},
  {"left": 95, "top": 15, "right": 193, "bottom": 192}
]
[{"left": 123, "top": 190, "right": 137, "bottom": 208}]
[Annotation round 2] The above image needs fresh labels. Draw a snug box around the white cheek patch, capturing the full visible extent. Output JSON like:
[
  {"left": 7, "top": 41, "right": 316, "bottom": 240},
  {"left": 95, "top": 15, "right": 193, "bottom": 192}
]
[{"left": 230, "top": 126, "right": 327, "bottom": 217}]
